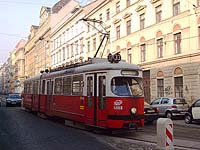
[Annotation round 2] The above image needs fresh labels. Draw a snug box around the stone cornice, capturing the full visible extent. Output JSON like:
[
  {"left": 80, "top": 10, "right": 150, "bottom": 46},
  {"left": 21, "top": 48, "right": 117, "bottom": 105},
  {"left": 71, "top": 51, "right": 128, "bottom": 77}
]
[
  {"left": 150, "top": 0, "right": 161, "bottom": 4},
  {"left": 123, "top": 13, "right": 132, "bottom": 19},
  {"left": 113, "top": 18, "right": 121, "bottom": 24},
  {"left": 135, "top": 5, "right": 147, "bottom": 13}
]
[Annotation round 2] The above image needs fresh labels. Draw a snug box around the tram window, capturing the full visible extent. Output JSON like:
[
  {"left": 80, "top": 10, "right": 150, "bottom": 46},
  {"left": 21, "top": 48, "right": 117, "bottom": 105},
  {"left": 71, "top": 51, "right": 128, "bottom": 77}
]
[
  {"left": 24, "top": 84, "right": 27, "bottom": 94},
  {"left": 51, "top": 81, "right": 54, "bottom": 95},
  {"left": 41, "top": 80, "right": 46, "bottom": 94},
  {"left": 98, "top": 76, "right": 106, "bottom": 110},
  {"left": 87, "top": 76, "right": 93, "bottom": 108},
  {"left": 33, "top": 81, "right": 39, "bottom": 94},
  {"left": 72, "top": 75, "right": 83, "bottom": 95},
  {"left": 111, "top": 77, "right": 143, "bottom": 96},
  {"left": 63, "top": 76, "right": 72, "bottom": 95},
  {"left": 26, "top": 83, "right": 32, "bottom": 94},
  {"left": 55, "top": 78, "right": 63, "bottom": 95},
  {"left": 47, "top": 81, "right": 50, "bottom": 94}
]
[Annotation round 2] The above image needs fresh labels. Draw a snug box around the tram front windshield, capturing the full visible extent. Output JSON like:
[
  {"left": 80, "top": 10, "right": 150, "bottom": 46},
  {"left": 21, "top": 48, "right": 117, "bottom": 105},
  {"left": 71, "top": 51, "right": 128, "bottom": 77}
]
[{"left": 111, "top": 77, "right": 143, "bottom": 96}]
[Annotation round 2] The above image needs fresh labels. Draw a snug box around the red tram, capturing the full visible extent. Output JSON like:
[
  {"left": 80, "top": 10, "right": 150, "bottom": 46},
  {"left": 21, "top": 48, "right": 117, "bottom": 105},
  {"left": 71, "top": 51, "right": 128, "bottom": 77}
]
[{"left": 23, "top": 56, "right": 144, "bottom": 130}]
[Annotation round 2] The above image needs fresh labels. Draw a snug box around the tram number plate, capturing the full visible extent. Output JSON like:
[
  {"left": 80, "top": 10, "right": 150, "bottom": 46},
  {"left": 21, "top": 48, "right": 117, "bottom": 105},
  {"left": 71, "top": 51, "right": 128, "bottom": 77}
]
[{"left": 114, "top": 106, "right": 123, "bottom": 110}]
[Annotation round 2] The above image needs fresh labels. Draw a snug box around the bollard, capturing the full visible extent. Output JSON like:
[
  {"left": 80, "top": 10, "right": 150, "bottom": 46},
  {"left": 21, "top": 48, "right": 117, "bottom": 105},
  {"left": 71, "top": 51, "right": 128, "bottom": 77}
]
[{"left": 156, "top": 118, "right": 174, "bottom": 150}]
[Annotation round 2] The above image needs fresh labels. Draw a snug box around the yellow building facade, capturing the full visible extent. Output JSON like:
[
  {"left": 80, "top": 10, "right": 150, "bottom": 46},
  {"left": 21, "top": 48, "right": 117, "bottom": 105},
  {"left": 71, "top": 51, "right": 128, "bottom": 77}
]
[
  {"left": 23, "top": 0, "right": 200, "bottom": 104},
  {"left": 83, "top": 0, "right": 200, "bottom": 104},
  {"left": 25, "top": 6, "right": 51, "bottom": 77}
]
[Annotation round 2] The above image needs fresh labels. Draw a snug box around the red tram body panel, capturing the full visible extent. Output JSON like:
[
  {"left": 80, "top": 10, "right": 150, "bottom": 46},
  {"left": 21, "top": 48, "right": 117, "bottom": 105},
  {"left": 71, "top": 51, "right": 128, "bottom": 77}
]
[{"left": 23, "top": 57, "right": 144, "bottom": 130}]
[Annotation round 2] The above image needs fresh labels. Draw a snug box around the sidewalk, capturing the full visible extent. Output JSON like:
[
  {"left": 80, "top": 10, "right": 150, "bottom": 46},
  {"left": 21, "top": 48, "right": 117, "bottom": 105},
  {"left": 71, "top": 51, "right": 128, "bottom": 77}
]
[
  {"left": 91, "top": 120, "right": 200, "bottom": 150},
  {"left": 97, "top": 133, "right": 200, "bottom": 150}
]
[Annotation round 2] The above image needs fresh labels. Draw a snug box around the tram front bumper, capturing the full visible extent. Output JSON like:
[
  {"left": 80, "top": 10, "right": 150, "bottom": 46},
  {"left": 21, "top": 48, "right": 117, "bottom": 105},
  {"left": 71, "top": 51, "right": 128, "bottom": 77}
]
[{"left": 107, "top": 114, "right": 144, "bottom": 129}]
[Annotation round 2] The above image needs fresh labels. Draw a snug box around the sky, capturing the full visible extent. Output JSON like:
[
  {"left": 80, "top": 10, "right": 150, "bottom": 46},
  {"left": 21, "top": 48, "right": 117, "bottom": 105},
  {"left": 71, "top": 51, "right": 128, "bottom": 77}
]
[{"left": 0, "top": 0, "right": 87, "bottom": 65}]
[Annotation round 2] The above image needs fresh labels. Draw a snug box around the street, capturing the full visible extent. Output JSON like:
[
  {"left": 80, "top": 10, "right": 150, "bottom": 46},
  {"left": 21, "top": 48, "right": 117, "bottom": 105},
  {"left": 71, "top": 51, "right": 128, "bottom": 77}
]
[
  {"left": 0, "top": 106, "right": 114, "bottom": 150},
  {"left": 1, "top": 95, "right": 200, "bottom": 150}
]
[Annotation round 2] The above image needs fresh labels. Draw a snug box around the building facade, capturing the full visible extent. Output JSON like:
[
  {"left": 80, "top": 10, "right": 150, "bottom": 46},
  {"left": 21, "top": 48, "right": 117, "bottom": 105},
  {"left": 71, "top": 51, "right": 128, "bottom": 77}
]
[
  {"left": 3, "top": 0, "right": 200, "bottom": 104},
  {"left": 13, "top": 39, "right": 26, "bottom": 93},
  {"left": 50, "top": 0, "right": 102, "bottom": 69},
  {"left": 83, "top": 0, "right": 200, "bottom": 104},
  {"left": 34, "top": 6, "right": 51, "bottom": 74},
  {"left": 25, "top": 25, "right": 39, "bottom": 78}
]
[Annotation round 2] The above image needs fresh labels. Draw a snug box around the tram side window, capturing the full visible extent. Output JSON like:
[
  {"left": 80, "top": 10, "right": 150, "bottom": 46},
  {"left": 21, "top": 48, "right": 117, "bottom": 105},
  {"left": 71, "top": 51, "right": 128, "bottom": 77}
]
[
  {"left": 24, "top": 83, "right": 27, "bottom": 94},
  {"left": 55, "top": 77, "right": 63, "bottom": 95},
  {"left": 33, "top": 81, "right": 39, "bottom": 94},
  {"left": 72, "top": 75, "right": 83, "bottom": 95},
  {"left": 25, "top": 83, "right": 32, "bottom": 94},
  {"left": 24, "top": 84, "right": 27, "bottom": 94},
  {"left": 41, "top": 80, "right": 46, "bottom": 94},
  {"left": 63, "top": 76, "right": 72, "bottom": 95},
  {"left": 87, "top": 76, "right": 93, "bottom": 108},
  {"left": 98, "top": 76, "right": 106, "bottom": 110}
]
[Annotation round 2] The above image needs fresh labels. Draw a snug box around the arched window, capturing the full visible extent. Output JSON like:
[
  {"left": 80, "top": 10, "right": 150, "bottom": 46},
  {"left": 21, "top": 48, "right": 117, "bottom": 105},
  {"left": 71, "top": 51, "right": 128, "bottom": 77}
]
[
  {"left": 140, "top": 37, "right": 146, "bottom": 62},
  {"left": 174, "top": 67, "right": 183, "bottom": 97},
  {"left": 157, "top": 71, "right": 164, "bottom": 97},
  {"left": 156, "top": 31, "right": 163, "bottom": 58},
  {"left": 127, "top": 42, "right": 132, "bottom": 63},
  {"left": 173, "top": 24, "right": 181, "bottom": 54}
]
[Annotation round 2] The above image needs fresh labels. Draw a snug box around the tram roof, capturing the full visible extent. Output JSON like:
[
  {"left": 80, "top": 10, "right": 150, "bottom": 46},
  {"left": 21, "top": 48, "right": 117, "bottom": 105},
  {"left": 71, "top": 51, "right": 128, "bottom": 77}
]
[{"left": 25, "top": 58, "right": 141, "bottom": 81}]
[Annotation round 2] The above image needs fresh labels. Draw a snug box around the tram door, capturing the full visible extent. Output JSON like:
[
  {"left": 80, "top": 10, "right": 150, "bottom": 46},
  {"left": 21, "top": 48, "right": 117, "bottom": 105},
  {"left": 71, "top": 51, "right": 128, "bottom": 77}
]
[{"left": 85, "top": 73, "right": 107, "bottom": 127}]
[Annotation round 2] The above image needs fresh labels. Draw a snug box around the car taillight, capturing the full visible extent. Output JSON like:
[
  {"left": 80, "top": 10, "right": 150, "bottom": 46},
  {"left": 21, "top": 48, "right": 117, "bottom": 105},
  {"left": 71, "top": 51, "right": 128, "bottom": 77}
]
[
  {"left": 156, "top": 108, "right": 159, "bottom": 112},
  {"left": 171, "top": 105, "right": 177, "bottom": 108}
]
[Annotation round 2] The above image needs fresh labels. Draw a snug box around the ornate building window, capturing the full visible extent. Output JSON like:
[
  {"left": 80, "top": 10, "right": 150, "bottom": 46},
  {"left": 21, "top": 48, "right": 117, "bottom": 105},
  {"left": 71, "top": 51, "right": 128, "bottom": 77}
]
[
  {"left": 126, "top": 20, "right": 131, "bottom": 35},
  {"left": 157, "top": 38, "right": 163, "bottom": 58},
  {"left": 87, "top": 41, "right": 90, "bottom": 52},
  {"left": 157, "top": 71, "right": 164, "bottom": 97},
  {"left": 156, "top": 5, "right": 162, "bottom": 23},
  {"left": 126, "top": 0, "right": 130, "bottom": 7},
  {"left": 99, "top": 13, "right": 102, "bottom": 21},
  {"left": 174, "top": 32, "right": 181, "bottom": 54},
  {"left": 141, "top": 44, "right": 146, "bottom": 62},
  {"left": 116, "top": 1, "right": 120, "bottom": 14},
  {"left": 198, "top": 0, "right": 200, "bottom": 7},
  {"left": 174, "top": 67, "right": 183, "bottom": 98},
  {"left": 140, "top": 13, "right": 145, "bottom": 29},
  {"left": 127, "top": 48, "right": 132, "bottom": 64},
  {"left": 93, "top": 38, "right": 96, "bottom": 51},
  {"left": 71, "top": 44, "right": 74, "bottom": 58},
  {"left": 106, "top": 9, "right": 110, "bottom": 20},
  {"left": 87, "top": 24, "right": 90, "bottom": 32},
  {"left": 63, "top": 47, "right": 65, "bottom": 61},
  {"left": 173, "top": 0, "right": 180, "bottom": 16},
  {"left": 75, "top": 41, "right": 78, "bottom": 56},
  {"left": 66, "top": 45, "right": 69, "bottom": 59},
  {"left": 157, "top": 79, "right": 164, "bottom": 97},
  {"left": 80, "top": 38, "right": 83, "bottom": 54},
  {"left": 116, "top": 25, "right": 120, "bottom": 39}
]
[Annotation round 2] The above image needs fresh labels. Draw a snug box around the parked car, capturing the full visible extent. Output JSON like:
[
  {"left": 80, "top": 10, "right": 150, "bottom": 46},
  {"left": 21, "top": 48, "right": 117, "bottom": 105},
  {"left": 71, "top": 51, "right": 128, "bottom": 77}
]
[
  {"left": 6, "top": 93, "right": 22, "bottom": 107},
  {"left": 184, "top": 99, "right": 200, "bottom": 124},
  {"left": 150, "top": 97, "right": 189, "bottom": 119},
  {"left": 144, "top": 102, "right": 159, "bottom": 123}
]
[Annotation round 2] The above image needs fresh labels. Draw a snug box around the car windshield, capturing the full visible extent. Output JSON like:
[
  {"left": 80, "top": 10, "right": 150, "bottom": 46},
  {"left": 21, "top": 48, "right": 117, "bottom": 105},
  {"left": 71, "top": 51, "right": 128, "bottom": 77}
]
[
  {"left": 111, "top": 77, "right": 143, "bottom": 96},
  {"left": 9, "top": 94, "right": 21, "bottom": 99},
  {"left": 173, "top": 98, "right": 187, "bottom": 104}
]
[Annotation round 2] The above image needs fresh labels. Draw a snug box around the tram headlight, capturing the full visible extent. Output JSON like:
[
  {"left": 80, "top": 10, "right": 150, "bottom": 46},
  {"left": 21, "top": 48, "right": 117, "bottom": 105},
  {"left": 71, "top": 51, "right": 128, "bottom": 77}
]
[{"left": 130, "top": 107, "right": 137, "bottom": 114}]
